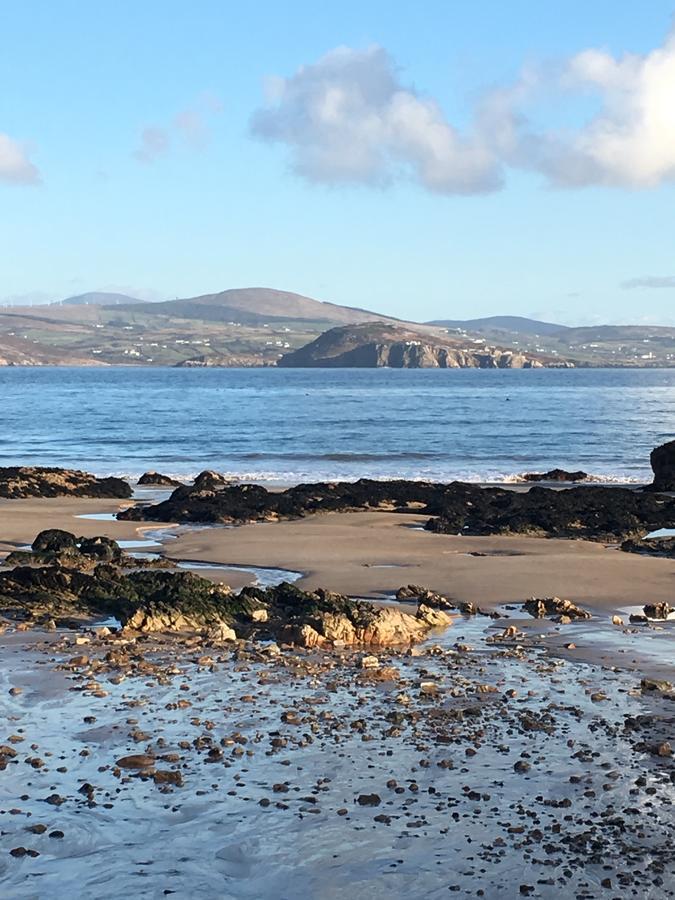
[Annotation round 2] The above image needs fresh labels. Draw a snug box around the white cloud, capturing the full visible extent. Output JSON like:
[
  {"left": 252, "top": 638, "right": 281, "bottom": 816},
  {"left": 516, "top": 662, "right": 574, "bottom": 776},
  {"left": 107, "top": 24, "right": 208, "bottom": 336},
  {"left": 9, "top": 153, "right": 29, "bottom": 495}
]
[
  {"left": 134, "top": 94, "right": 223, "bottom": 164},
  {"left": 538, "top": 30, "right": 675, "bottom": 187},
  {"left": 252, "top": 29, "right": 675, "bottom": 194},
  {"left": 0, "top": 133, "right": 41, "bottom": 185},
  {"left": 622, "top": 276, "right": 675, "bottom": 289},
  {"left": 251, "top": 46, "right": 501, "bottom": 194}
]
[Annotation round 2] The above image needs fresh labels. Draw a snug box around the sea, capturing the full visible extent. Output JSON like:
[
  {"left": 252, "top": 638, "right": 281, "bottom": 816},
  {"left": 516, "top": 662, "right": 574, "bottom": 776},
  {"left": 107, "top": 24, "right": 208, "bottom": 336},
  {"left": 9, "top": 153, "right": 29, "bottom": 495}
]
[{"left": 0, "top": 366, "right": 673, "bottom": 484}]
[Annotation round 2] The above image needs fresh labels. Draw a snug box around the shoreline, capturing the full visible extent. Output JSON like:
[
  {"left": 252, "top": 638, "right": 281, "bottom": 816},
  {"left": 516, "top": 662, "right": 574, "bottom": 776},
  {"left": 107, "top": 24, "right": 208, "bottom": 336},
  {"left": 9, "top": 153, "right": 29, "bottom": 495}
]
[
  {"left": 1, "top": 493, "right": 674, "bottom": 678},
  {"left": 0, "top": 484, "right": 674, "bottom": 895}
]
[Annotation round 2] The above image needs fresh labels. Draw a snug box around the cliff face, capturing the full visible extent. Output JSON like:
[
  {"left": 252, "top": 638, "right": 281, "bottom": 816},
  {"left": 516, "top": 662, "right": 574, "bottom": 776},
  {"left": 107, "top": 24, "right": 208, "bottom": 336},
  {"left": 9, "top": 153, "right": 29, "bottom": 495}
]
[{"left": 278, "top": 323, "right": 564, "bottom": 369}]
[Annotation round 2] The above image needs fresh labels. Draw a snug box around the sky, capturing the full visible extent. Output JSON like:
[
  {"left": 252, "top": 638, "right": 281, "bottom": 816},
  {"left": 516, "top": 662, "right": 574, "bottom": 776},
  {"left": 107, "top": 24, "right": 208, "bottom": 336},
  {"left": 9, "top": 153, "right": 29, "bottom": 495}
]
[{"left": 2, "top": 1, "right": 675, "bottom": 324}]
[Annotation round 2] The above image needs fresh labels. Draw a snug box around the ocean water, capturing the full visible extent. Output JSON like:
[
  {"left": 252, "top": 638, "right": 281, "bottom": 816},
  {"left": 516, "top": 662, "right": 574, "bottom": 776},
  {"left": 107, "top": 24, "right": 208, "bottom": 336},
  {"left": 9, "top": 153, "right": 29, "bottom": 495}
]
[{"left": 0, "top": 366, "right": 673, "bottom": 483}]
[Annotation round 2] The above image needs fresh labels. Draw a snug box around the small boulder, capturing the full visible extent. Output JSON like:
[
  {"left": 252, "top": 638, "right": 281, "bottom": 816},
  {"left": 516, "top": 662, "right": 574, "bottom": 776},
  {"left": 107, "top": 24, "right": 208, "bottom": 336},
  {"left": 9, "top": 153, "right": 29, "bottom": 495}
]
[{"left": 138, "top": 472, "right": 182, "bottom": 487}]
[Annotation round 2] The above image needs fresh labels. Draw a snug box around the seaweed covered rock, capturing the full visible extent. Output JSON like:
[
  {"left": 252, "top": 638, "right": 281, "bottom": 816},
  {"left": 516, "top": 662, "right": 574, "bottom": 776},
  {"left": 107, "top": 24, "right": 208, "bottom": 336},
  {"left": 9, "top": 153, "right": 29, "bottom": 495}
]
[
  {"left": 523, "top": 596, "right": 592, "bottom": 622},
  {"left": 395, "top": 584, "right": 476, "bottom": 615},
  {"left": 118, "top": 477, "right": 447, "bottom": 525},
  {"left": 425, "top": 484, "right": 675, "bottom": 541},
  {"left": 649, "top": 440, "right": 675, "bottom": 492},
  {"left": 621, "top": 536, "right": 675, "bottom": 558},
  {"left": 0, "top": 563, "right": 242, "bottom": 630},
  {"left": 3, "top": 530, "right": 147, "bottom": 570},
  {"left": 32, "top": 529, "right": 79, "bottom": 553},
  {"left": 522, "top": 469, "right": 588, "bottom": 483},
  {"left": 0, "top": 466, "right": 131, "bottom": 499},
  {"left": 643, "top": 602, "right": 673, "bottom": 620},
  {"left": 0, "top": 550, "right": 451, "bottom": 646},
  {"left": 137, "top": 472, "right": 182, "bottom": 487},
  {"left": 117, "top": 477, "right": 675, "bottom": 542}
]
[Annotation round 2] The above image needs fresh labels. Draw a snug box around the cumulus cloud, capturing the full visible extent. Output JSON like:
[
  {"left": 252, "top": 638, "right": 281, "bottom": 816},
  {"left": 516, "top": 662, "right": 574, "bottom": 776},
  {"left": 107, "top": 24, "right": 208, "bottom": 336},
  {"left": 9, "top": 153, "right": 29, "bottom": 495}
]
[
  {"left": 0, "top": 133, "right": 41, "bottom": 185},
  {"left": 622, "top": 276, "right": 675, "bottom": 289},
  {"left": 251, "top": 46, "right": 501, "bottom": 194},
  {"left": 134, "top": 94, "right": 223, "bottom": 164},
  {"left": 538, "top": 30, "right": 675, "bottom": 187},
  {"left": 251, "top": 29, "right": 675, "bottom": 194}
]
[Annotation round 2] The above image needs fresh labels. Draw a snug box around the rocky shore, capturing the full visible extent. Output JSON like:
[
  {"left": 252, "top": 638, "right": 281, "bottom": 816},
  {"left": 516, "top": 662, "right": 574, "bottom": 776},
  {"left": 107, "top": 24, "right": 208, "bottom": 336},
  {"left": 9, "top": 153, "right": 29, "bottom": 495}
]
[
  {"left": 0, "top": 467, "right": 131, "bottom": 500},
  {"left": 0, "top": 444, "right": 674, "bottom": 897},
  {"left": 118, "top": 474, "right": 673, "bottom": 542}
]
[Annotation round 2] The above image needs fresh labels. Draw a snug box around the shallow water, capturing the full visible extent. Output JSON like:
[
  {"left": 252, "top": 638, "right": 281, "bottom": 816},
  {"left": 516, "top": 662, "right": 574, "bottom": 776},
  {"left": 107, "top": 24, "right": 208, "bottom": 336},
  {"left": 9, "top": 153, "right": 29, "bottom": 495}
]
[{"left": 0, "top": 626, "right": 672, "bottom": 898}]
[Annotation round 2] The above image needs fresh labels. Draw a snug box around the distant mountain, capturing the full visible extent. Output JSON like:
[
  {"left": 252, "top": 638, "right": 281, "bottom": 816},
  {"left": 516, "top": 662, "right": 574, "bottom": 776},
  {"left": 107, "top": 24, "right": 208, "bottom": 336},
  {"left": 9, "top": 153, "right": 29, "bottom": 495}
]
[
  {"left": 121, "top": 287, "right": 396, "bottom": 326},
  {"left": 278, "top": 322, "right": 569, "bottom": 369},
  {"left": 429, "top": 316, "right": 568, "bottom": 337},
  {"left": 59, "top": 292, "right": 144, "bottom": 306}
]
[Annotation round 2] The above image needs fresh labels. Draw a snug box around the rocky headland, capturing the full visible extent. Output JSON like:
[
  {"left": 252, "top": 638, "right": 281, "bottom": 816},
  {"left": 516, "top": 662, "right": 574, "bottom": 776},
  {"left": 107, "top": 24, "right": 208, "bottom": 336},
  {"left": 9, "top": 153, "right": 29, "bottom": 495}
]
[{"left": 277, "top": 322, "right": 568, "bottom": 368}]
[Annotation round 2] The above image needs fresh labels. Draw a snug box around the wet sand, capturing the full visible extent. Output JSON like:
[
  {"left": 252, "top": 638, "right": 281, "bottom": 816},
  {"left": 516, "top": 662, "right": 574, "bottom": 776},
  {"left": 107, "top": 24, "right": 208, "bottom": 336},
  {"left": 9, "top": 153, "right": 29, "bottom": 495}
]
[
  {"left": 1, "top": 495, "right": 674, "bottom": 897},
  {"left": 165, "top": 511, "right": 675, "bottom": 614},
  {"left": 3, "top": 496, "right": 675, "bottom": 614},
  {"left": 0, "top": 616, "right": 674, "bottom": 899}
]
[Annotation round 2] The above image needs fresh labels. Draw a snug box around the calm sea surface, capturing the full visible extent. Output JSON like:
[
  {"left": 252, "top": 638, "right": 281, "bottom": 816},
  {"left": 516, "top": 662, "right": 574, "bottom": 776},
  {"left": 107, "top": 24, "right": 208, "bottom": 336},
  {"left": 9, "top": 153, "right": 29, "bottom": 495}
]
[{"left": 0, "top": 367, "right": 673, "bottom": 483}]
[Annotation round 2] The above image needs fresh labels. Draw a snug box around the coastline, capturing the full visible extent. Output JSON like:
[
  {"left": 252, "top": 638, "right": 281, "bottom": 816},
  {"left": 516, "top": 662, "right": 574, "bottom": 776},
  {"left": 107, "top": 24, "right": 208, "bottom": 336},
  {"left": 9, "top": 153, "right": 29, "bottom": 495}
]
[{"left": 1, "top": 480, "right": 674, "bottom": 895}]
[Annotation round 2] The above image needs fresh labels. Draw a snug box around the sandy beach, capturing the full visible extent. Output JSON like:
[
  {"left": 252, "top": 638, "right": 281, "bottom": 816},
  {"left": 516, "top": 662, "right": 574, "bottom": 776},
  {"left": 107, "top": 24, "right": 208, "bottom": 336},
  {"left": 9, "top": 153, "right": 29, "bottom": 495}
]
[
  {"left": 3, "top": 495, "right": 675, "bottom": 614},
  {"left": 1, "top": 488, "right": 674, "bottom": 898}
]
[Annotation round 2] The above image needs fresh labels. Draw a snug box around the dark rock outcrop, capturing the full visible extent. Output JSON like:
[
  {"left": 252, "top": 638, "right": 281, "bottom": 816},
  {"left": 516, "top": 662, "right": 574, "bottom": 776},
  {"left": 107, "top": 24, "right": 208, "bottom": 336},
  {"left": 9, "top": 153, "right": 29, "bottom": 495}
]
[
  {"left": 0, "top": 467, "right": 131, "bottom": 499},
  {"left": 0, "top": 540, "right": 451, "bottom": 645},
  {"left": 649, "top": 440, "right": 675, "bottom": 491},
  {"left": 522, "top": 469, "right": 588, "bottom": 483},
  {"left": 643, "top": 602, "right": 673, "bottom": 620},
  {"left": 3, "top": 530, "right": 164, "bottom": 571},
  {"left": 395, "top": 584, "right": 476, "bottom": 615},
  {"left": 137, "top": 472, "right": 182, "bottom": 487},
  {"left": 425, "top": 484, "right": 675, "bottom": 541},
  {"left": 119, "top": 476, "right": 675, "bottom": 542},
  {"left": 523, "top": 597, "right": 592, "bottom": 621},
  {"left": 621, "top": 536, "right": 675, "bottom": 558}
]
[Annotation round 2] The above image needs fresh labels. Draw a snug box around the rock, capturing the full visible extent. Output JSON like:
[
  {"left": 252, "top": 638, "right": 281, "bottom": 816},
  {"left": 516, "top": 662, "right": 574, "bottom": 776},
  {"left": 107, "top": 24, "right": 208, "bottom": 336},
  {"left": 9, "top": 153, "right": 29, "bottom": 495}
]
[
  {"left": 192, "top": 470, "right": 234, "bottom": 491},
  {"left": 356, "top": 793, "right": 381, "bottom": 806},
  {"left": 653, "top": 742, "right": 672, "bottom": 758},
  {"left": 32, "top": 529, "right": 78, "bottom": 553},
  {"left": 643, "top": 602, "right": 673, "bottom": 620},
  {"left": 641, "top": 678, "right": 674, "bottom": 693},
  {"left": 612, "top": 615, "right": 624, "bottom": 626},
  {"left": 137, "top": 471, "right": 182, "bottom": 487},
  {"left": 395, "top": 584, "right": 456, "bottom": 610},
  {"left": 153, "top": 769, "right": 184, "bottom": 786},
  {"left": 115, "top": 754, "right": 156, "bottom": 769},
  {"left": 0, "top": 559, "right": 449, "bottom": 647},
  {"left": 522, "top": 597, "right": 591, "bottom": 621},
  {"left": 522, "top": 469, "right": 588, "bottom": 482},
  {"left": 118, "top": 476, "right": 675, "bottom": 541},
  {"left": 648, "top": 439, "right": 675, "bottom": 492},
  {"left": 358, "top": 655, "right": 380, "bottom": 669},
  {"left": 621, "top": 536, "right": 675, "bottom": 558},
  {"left": 0, "top": 466, "right": 131, "bottom": 499},
  {"left": 277, "top": 322, "right": 554, "bottom": 369}
]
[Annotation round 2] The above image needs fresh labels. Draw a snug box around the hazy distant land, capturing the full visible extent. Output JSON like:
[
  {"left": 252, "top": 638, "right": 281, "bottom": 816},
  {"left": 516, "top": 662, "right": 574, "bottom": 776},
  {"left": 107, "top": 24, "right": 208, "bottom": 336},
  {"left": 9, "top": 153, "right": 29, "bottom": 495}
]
[{"left": 1, "top": 287, "right": 675, "bottom": 368}]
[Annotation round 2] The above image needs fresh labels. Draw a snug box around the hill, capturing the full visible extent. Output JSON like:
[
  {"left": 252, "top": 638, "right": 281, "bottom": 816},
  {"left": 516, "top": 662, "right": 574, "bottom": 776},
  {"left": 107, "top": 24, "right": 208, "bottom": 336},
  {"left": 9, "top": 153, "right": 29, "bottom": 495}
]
[
  {"left": 120, "top": 287, "right": 397, "bottom": 326},
  {"left": 278, "top": 322, "right": 569, "bottom": 369},
  {"left": 59, "top": 292, "right": 144, "bottom": 306},
  {"left": 0, "top": 287, "right": 399, "bottom": 366},
  {"left": 429, "top": 316, "right": 567, "bottom": 337}
]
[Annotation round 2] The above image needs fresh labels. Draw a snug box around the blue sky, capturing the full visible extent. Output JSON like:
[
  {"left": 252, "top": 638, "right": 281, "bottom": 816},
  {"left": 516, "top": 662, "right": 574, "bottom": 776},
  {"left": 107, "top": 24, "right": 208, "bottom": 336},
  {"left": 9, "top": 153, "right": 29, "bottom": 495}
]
[{"left": 2, "top": 1, "right": 675, "bottom": 324}]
